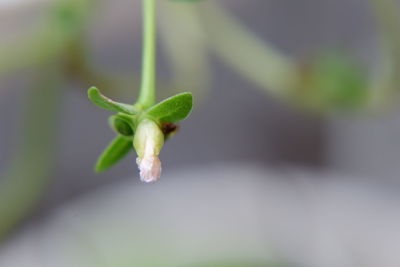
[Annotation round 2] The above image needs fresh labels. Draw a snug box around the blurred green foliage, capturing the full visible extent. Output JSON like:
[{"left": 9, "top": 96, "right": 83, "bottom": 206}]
[
  {"left": 296, "top": 52, "right": 368, "bottom": 111},
  {"left": 0, "top": 0, "right": 399, "bottom": 252}
]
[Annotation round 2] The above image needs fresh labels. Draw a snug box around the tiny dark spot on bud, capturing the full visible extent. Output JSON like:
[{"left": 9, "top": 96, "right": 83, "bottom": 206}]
[{"left": 161, "top": 122, "right": 179, "bottom": 137}]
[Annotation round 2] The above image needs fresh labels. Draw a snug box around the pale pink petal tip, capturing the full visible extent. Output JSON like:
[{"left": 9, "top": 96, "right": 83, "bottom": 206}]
[{"left": 136, "top": 156, "right": 162, "bottom": 183}]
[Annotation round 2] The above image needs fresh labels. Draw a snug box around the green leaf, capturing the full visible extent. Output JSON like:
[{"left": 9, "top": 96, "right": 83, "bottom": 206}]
[
  {"left": 88, "top": 87, "right": 137, "bottom": 115},
  {"left": 146, "top": 92, "right": 193, "bottom": 123},
  {"left": 108, "top": 114, "right": 135, "bottom": 137},
  {"left": 95, "top": 135, "right": 132, "bottom": 173}
]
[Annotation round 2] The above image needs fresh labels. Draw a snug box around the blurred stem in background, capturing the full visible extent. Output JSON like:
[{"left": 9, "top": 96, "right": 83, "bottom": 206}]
[
  {"left": 369, "top": 0, "right": 400, "bottom": 109},
  {"left": 158, "top": 1, "right": 211, "bottom": 102},
  {"left": 195, "top": 0, "right": 400, "bottom": 112},
  {"left": 196, "top": 1, "right": 298, "bottom": 99},
  {"left": 0, "top": 65, "right": 63, "bottom": 240}
]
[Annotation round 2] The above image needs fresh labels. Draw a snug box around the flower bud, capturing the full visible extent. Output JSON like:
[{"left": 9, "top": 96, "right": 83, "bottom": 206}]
[{"left": 133, "top": 119, "right": 164, "bottom": 183}]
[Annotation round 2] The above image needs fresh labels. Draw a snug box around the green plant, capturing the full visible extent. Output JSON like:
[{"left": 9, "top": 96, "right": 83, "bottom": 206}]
[{"left": 88, "top": 0, "right": 193, "bottom": 182}]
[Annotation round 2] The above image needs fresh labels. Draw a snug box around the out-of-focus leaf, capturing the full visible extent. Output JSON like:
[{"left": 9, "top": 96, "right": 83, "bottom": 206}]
[
  {"left": 146, "top": 92, "right": 193, "bottom": 123},
  {"left": 95, "top": 135, "right": 132, "bottom": 173},
  {"left": 298, "top": 52, "right": 368, "bottom": 111},
  {"left": 88, "top": 87, "right": 137, "bottom": 115}
]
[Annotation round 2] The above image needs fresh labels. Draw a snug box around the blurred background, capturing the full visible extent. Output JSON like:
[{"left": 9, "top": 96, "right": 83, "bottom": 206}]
[{"left": 1, "top": 0, "right": 400, "bottom": 266}]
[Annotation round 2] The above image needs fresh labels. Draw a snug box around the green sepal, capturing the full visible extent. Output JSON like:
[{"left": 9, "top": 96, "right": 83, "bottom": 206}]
[
  {"left": 146, "top": 92, "right": 193, "bottom": 123},
  {"left": 95, "top": 135, "right": 132, "bottom": 173},
  {"left": 88, "top": 87, "right": 137, "bottom": 115},
  {"left": 108, "top": 114, "right": 135, "bottom": 137}
]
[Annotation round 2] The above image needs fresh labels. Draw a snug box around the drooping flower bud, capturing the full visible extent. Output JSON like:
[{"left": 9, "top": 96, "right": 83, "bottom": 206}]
[{"left": 133, "top": 119, "right": 164, "bottom": 183}]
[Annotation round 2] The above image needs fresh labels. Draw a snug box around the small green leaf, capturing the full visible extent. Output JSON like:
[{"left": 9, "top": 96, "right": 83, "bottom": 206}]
[
  {"left": 109, "top": 114, "right": 135, "bottom": 137},
  {"left": 88, "top": 87, "right": 137, "bottom": 115},
  {"left": 95, "top": 135, "right": 132, "bottom": 173},
  {"left": 146, "top": 92, "right": 193, "bottom": 123}
]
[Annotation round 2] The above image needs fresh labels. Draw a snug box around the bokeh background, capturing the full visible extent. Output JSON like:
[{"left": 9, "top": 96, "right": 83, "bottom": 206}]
[{"left": 1, "top": 0, "right": 400, "bottom": 266}]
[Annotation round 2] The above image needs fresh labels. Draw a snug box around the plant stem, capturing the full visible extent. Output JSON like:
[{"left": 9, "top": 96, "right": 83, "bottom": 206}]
[{"left": 136, "top": 0, "right": 157, "bottom": 109}]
